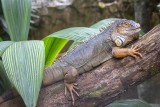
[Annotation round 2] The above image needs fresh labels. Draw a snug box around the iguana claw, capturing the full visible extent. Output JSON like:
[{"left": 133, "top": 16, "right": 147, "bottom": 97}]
[
  {"left": 128, "top": 45, "right": 142, "bottom": 58},
  {"left": 64, "top": 82, "right": 79, "bottom": 105}
]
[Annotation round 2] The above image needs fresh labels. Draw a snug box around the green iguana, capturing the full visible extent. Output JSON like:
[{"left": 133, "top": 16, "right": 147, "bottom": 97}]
[{"left": 0, "top": 19, "right": 142, "bottom": 106}]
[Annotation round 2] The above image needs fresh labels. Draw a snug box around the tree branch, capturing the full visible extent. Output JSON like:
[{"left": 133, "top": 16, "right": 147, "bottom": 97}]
[{"left": 1, "top": 25, "right": 160, "bottom": 107}]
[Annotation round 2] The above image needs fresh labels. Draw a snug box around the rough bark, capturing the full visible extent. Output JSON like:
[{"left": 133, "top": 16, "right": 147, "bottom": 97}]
[{"left": 1, "top": 25, "right": 160, "bottom": 107}]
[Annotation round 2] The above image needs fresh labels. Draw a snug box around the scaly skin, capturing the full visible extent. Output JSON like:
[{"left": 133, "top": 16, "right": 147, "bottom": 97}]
[
  {"left": 0, "top": 19, "right": 142, "bottom": 105},
  {"left": 43, "top": 19, "right": 142, "bottom": 105}
]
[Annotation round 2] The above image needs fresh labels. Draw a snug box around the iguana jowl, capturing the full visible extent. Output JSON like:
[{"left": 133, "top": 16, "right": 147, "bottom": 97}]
[
  {"left": 0, "top": 19, "right": 142, "bottom": 106},
  {"left": 43, "top": 19, "right": 142, "bottom": 105}
]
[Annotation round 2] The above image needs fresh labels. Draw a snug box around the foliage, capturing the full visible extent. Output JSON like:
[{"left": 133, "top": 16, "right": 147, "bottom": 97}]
[
  {"left": 0, "top": 41, "right": 14, "bottom": 56},
  {"left": 139, "top": 30, "right": 145, "bottom": 36},
  {"left": 106, "top": 99, "right": 160, "bottom": 107},
  {"left": 2, "top": 41, "right": 45, "bottom": 107},
  {"left": 0, "top": 0, "right": 45, "bottom": 107},
  {"left": 43, "top": 37, "right": 68, "bottom": 67},
  {"left": 2, "top": 0, "right": 31, "bottom": 41}
]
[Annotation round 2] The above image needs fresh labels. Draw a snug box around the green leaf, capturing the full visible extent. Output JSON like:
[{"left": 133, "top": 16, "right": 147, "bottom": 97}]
[
  {"left": 2, "top": 41, "right": 45, "bottom": 107},
  {"left": 0, "top": 41, "right": 14, "bottom": 57},
  {"left": 46, "top": 27, "right": 99, "bottom": 42},
  {"left": 106, "top": 99, "right": 152, "bottom": 107},
  {"left": 139, "top": 30, "right": 145, "bottom": 36},
  {"left": 90, "top": 18, "right": 120, "bottom": 30},
  {"left": 43, "top": 37, "right": 68, "bottom": 67},
  {"left": 2, "top": 0, "right": 31, "bottom": 41},
  {"left": 43, "top": 27, "right": 99, "bottom": 67}
]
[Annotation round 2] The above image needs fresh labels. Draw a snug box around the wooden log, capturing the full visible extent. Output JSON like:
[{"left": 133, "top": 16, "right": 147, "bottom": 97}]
[{"left": 1, "top": 25, "right": 160, "bottom": 107}]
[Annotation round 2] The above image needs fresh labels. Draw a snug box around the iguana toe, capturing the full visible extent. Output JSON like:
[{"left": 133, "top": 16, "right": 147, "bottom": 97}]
[
  {"left": 64, "top": 82, "right": 79, "bottom": 105},
  {"left": 128, "top": 45, "right": 142, "bottom": 58}
]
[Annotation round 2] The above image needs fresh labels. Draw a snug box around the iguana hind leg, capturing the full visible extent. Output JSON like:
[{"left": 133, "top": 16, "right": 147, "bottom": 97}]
[{"left": 64, "top": 66, "right": 79, "bottom": 105}]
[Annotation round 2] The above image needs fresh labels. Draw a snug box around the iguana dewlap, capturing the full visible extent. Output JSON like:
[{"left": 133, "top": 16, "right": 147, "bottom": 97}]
[{"left": 43, "top": 19, "right": 142, "bottom": 105}]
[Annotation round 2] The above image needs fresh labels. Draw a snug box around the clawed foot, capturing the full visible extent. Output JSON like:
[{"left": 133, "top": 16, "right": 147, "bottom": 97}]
[
  {"left": 64, "top": 82, "right": 79, "bottom": 105},
  {"left": 128, "top": 45, "right": 142, "bottom": 58}
]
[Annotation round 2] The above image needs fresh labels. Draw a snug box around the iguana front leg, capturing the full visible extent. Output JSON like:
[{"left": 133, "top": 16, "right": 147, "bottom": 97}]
[
  {"left": 112, "top": 45, "right": 142, "bottom": 58},
  {"left": 63, "top": 66, "right": 79, "bottom": 105}
]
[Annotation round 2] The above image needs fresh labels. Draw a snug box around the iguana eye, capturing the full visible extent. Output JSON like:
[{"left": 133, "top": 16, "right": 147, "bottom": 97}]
[{"left": 123, "top": 22, "right": 130, "bottom": 27}]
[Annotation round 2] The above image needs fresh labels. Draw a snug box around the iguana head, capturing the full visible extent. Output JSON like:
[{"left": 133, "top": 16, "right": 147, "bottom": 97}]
[{"left": 111, "top": 19, "right": 141, "bottom": 47}]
